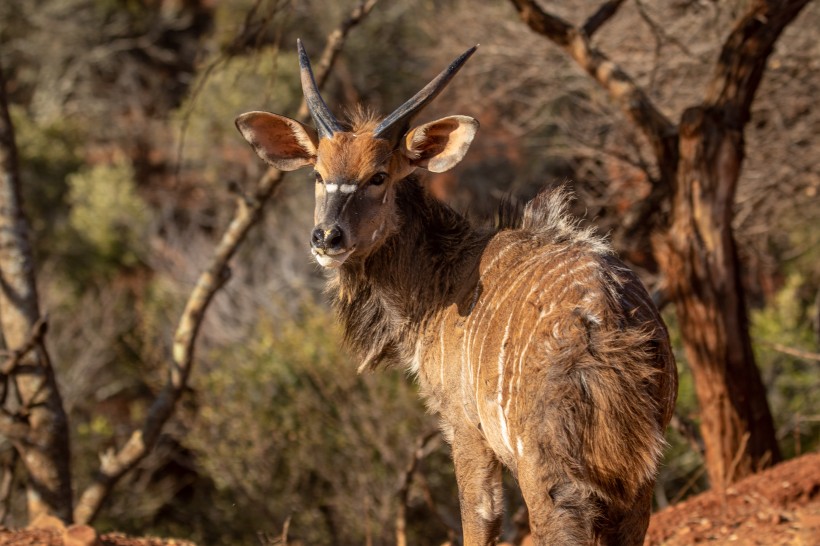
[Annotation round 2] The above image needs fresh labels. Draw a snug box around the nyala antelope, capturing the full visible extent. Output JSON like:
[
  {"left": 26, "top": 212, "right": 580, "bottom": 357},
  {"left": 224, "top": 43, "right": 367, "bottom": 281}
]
[{"left": 236, "top": 41, "right": 677, "bottom": 545}]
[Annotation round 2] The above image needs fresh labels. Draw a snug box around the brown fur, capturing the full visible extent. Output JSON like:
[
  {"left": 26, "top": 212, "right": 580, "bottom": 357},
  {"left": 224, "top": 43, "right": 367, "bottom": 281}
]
[
  {"left": 237, "top": 101, "right": 677, "bottom": 546},
  {"left": 331, "top": 179, "right": 677, "bottom": 545}
]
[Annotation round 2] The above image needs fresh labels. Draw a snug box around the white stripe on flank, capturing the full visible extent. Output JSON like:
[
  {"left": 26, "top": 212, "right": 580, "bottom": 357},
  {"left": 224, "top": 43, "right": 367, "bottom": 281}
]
[
  {"left": 499, "top": 407, "right": 513, "bottom": 454},
  {"left": 497, "top": 313, "right": 515, "bottom": 454},
  {"left": 514, "top": 306, "right": 550, "bottom": 410},
  {"left": 497, "top": 312, "right": 515, "bottom": 405},
  {"left": 503, "top": 281, "right": 541, "bottom": 416},
  {"left": 471, "top": 247, "right": 543, "bottom": 419},
  {"left": 479, "top": 239, "right": 518, "bottom": 275}
]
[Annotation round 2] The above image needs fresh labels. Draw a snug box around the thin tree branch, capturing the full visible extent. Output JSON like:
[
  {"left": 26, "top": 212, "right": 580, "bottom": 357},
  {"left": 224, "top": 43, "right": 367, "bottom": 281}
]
[
  {"left": 0, "top": 449, "right": 17, "bottom": 524},
  {"left": 508, "top": 0, "right": 679, "bottom": 260},
  {"left": 0, "top": 413, "right": 30, "bottom": 442},
  {"left": 416, "top": 472, "right": 462, "bottom": 539},
  {"left": 704, "top": 0, "right": 811, "bottom": 127},
  {"left": 296, "top": 0, "right": 380, "bottom": 119},
  {"left": 581, "top": 0, "right": 626, "bottom": 38},
  {"left": 669, "top": 413, "right": 705, "bottom": 457},
  {"left": 634, "top": 0, "right": 695, "bottom": 59},
  {"left": 763, "top": 342, "right": 820, "bottom": 363},
  {"left": 396, "top": 430, "right": 439, "bottom": 546},
  {"left": 508, "top": 0, "right": 678, "bottom": 184},
  {"left": 72, "top": 0, "right": 380, "bottom": 525},
  {"left": 1, "top": 315, "right": 48, "bottom": 376}
]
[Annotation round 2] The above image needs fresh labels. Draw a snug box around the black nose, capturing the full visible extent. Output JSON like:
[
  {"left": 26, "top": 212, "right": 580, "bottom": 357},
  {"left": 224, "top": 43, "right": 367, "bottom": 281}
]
[{"left": 311, "top": 225, "right": 345, "bottom": 251}]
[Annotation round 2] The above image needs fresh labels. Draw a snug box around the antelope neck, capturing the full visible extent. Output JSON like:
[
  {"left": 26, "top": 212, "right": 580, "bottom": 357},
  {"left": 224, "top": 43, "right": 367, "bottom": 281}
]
[{"left": 333, "top": 177, "right": 489, "bottom": 368}]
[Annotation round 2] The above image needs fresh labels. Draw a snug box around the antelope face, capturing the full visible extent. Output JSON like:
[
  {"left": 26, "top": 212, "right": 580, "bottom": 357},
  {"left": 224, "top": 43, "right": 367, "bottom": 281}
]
[
  {"left": 308, "top": 133, "right": 408, "bottom": 268},
  {"left": 236, "top": 40, "right": 479, "bottom": 269}
]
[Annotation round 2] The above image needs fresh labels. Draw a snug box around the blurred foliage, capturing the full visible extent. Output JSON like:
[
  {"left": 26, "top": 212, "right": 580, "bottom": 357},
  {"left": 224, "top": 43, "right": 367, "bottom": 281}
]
[
  {"left": 752, "top": 273, "right": 820, "bottom": 458},
  {"left": 178, "top": 303, "right": 446, "bottom": 545},
  {"left": 9, "top": 105, "right": 83, "bottom": 259},
  {"left": 175, "top": 46, "right": 302, "bottom": 190},
  {"left": 658, "top": 309, "right": 708, "bottom": 503},
  {"left": 67, "top": 158, "right": 152, "bottom": 276}
]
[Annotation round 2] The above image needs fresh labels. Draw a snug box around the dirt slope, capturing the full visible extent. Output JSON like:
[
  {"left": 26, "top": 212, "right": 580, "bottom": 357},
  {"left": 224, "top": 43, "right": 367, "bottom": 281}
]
[
  {"left": 1, "top": 452, "right": 818, "bottom": 545},
  {"left": 646, "top": 451, "right": 820, "bottom": 545}
]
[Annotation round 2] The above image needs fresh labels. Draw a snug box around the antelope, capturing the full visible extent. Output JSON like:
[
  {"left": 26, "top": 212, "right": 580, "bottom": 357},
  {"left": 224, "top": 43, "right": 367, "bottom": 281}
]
[{"left": 236, "top": 41, "right": 678, "bottom": 545}]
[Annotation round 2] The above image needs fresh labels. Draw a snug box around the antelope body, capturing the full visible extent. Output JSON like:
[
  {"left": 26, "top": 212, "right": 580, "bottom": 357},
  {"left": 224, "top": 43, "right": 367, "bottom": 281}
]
[{"left": 237, "top": 42, "right": 677, "bottom": 545}]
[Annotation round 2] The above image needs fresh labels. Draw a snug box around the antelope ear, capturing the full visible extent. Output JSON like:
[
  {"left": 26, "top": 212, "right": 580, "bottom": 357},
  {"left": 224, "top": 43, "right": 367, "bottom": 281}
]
[
  {"left": 235, "top": 111, "right": 319, "bottom": 171},
  {"left": 402, "top": 115, "right": 479, "bottom": 173}
]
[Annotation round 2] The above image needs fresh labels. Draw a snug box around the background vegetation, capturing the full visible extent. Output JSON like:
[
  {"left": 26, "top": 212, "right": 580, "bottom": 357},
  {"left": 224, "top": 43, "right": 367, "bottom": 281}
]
[{"left": 0, "top": 0, "right": 817, "bottom": 544}]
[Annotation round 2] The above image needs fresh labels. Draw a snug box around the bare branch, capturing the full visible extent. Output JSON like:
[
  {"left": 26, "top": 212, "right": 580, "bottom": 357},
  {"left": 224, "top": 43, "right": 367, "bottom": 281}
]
[
  {"left": 763, "top": 342, "right": 820, "bottom": 363},
  {"left": 0, "top": 414, "right": 30, "bottom": 442},
  {"left": 72, "top": 1, "right": 379, "bottom": 525},
  {"left": 508, "top": 0, "right": 679, "bottom": 257},
  {"left": 705, "top": 0, "right": 811, "bottom": 127},
  {"left": 395, "top": 430, "right": 439, "bottom": 546},
  {"left": 1, "top": 315, "right": 48, "bottom": 376},
  {"left": 296, "top": 0, "right": 380, "bottom": 118},
  {"left": 508, "top": 0, "right": 678, "bottom": 182},
  {"left": 581, "top": 0, "right": 626, "bottom": 38},
  {"left": 633, "top": 0, "right": 694, "bottom": 58},
  {"left": 0, "top": 449, "right": 17, "bottom": 524},
  {"left": 669, "top": 413, "right": 704, "bottom": 457}
]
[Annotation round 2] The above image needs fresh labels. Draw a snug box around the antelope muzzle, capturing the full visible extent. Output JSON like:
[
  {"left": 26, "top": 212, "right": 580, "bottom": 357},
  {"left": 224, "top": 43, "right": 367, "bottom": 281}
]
[{"left": 310, "top": 223, "right": 354, "bottom": 268}]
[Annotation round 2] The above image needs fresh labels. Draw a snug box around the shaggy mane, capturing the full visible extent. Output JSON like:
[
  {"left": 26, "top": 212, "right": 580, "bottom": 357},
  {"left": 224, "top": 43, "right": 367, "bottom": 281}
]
[{"left": 518, "top": 186, "right": 612, "bottom": 255}]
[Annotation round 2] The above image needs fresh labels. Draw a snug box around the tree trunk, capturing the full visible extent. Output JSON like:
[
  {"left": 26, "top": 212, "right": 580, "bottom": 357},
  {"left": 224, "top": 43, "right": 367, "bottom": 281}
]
[
  {"left": 658, "top": 105, "right": 781, "bottom": 488},
  {"left": 0, "top": 62, "right": 73, "bottom": 522}
]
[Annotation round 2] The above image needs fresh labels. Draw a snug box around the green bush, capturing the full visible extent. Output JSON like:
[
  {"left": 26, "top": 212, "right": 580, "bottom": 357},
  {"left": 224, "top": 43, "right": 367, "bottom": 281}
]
[
  {"left": 180, "top": 302, "right": 450, "bottom": 545},
  {"left": 751, "top": 272, "right": 820, "bottom": 457},
  {"left": 66, "top": 158, "right": 151, "bottom": 278}
]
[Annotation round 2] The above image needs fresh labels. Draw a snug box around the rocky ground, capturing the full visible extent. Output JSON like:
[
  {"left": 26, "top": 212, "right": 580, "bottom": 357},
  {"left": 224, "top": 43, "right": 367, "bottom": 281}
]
[
  {"left": 646, "top": 451, "right": 820, "bottom": 545},
  {"left": 1, "top": 452, "right": 818, "bottom": 545}
]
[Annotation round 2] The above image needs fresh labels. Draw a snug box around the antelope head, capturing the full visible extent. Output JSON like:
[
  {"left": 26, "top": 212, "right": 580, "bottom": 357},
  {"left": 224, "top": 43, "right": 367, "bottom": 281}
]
[{"left": 236, "top": 40, "right": 479, "bottom": 268}]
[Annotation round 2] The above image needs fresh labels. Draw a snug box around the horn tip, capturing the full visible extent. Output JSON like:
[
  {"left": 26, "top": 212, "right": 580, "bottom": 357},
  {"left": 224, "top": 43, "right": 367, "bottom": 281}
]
[{"left": 297, "top": 39, "right": 310, "bottom": 69}]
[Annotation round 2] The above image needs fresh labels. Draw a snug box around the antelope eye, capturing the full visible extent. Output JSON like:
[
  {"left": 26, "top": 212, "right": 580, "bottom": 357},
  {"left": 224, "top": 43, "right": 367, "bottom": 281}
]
[
  {"left": 314, "top": 172, "right": 324, "bottom": 184},
  {"left": 369, "top": 173, "right": 387, "bottom": 186}
]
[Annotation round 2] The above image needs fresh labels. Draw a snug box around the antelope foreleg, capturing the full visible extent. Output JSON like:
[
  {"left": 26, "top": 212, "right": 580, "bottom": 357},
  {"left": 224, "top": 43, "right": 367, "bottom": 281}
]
[{"left": 451, "top": 428, "right": 503, "bottom": 546}]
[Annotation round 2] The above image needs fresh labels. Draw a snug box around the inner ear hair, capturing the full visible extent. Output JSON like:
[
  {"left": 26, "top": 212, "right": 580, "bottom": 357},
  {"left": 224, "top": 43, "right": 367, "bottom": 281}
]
[
  {"left": 235, "top": 111, "right": 318, "bottom": 171},
  {"left": 403, "top": 115, "right": 478, "bottom": 173}
]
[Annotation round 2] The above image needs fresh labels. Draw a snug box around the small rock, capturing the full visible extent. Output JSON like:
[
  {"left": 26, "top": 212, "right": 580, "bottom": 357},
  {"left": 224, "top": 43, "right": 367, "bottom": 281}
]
[{"left": 63, "top": 524, "right": 101, "bottom": 546}]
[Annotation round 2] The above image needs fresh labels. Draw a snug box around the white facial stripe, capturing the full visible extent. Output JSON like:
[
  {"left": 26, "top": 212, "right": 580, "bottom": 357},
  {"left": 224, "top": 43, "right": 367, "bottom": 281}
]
[{"left": 324, "top": 183, "right": 357, "bottom": 194}]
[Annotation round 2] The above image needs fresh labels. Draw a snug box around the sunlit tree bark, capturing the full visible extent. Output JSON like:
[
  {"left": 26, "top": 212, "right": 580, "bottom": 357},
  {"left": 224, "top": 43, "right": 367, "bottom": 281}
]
[{"left": 0, "top": 60, "right": 73, "bottom": 522}]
